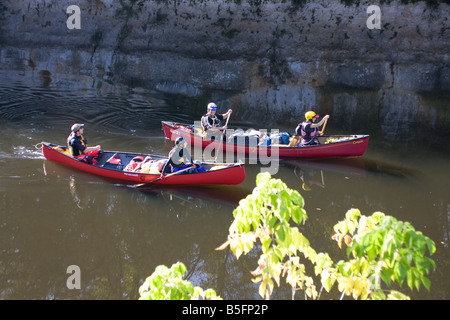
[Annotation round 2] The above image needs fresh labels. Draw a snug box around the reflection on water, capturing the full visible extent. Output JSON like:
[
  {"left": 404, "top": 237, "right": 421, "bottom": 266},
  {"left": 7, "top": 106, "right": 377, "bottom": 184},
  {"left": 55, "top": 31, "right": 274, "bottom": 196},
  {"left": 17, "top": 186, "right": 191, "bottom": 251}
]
[{"left": 0, "top": 77, "right": 449, "bottom": 300}]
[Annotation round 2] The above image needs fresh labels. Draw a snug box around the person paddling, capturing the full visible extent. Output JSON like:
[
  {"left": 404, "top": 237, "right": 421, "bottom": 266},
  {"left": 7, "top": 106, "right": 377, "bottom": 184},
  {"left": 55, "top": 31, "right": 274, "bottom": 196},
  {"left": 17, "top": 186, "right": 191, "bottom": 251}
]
[
  {"left": 67, "top": 123, "right": 101, "bottom": 157},
  {"left": 161, "top": 137, "right": 194, "bottom": 174},
  {"left": 201, "top": 102, "right": 232, "bottom": 132},
  {"left": 201, "top": 102, "right": 232, "bottom": 142},
  {"left": 295, "top": 111, "right": 330, "bottom": 146}
]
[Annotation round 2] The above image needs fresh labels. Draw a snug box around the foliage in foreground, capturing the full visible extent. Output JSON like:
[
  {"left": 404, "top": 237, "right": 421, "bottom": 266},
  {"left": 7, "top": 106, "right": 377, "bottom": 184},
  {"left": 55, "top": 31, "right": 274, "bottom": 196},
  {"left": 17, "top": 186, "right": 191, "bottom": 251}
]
[
  {"left": 216, "top": 172, "right": 436, "bottom": 300},
  {"left": 139, "top": 262, "right": 221, "bottom": 300},
  {"left": 138, "top": 172, "right": 436, "bottom": 300}
]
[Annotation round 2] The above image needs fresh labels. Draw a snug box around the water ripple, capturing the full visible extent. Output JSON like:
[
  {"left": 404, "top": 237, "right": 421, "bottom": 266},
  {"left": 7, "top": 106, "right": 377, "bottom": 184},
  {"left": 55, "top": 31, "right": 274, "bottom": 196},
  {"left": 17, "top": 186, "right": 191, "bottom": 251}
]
[
  {"left": 0, "top": 82, "right": 193, "bottom": 133},
  {"left": 0, "top": 76, "right": 199, "bottom": 163}
]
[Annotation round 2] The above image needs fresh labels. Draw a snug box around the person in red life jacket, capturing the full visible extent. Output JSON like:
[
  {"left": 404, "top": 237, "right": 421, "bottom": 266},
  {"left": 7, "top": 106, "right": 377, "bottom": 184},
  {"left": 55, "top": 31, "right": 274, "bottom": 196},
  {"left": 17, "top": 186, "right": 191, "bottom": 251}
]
[
  {"left": 295, "top": 111, "right": 330, "bottom": 146},
  {"left": 67, "top": 123, "right": 101, "bottom": 164}
]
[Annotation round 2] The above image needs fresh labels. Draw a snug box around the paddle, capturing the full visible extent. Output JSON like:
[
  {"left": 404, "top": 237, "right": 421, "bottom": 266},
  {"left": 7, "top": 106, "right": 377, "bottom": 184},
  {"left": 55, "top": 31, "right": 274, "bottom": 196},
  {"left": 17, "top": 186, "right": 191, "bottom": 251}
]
[
  {"left": 224, "top": 111, "right": 231, "bottom": 129},
  {"left": 134, "top": 165, "right": 194, "bottom": 188},
  {"left": 289, "top": 135, "right": 300, "bottom": 147},
  {"left": 322, "top": 118, "right": 328, "bottom": 134},
  {"left": 215, "top": 112, "right": 231, "bottom": 162}
]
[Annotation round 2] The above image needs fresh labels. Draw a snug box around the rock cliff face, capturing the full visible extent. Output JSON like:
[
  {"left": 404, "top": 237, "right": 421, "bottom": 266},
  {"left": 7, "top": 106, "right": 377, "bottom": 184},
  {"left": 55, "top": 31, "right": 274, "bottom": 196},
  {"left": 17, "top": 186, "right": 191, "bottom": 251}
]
[{"left": 1, "top": 0, "right": 449, "bottom": 146}]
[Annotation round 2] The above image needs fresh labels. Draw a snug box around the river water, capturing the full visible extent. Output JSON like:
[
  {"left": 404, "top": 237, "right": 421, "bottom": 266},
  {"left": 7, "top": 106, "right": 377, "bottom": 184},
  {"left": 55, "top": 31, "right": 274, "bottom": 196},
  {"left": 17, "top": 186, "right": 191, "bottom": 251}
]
[{"left": 0, "top": 71, "right": 448, "bottom": 300}]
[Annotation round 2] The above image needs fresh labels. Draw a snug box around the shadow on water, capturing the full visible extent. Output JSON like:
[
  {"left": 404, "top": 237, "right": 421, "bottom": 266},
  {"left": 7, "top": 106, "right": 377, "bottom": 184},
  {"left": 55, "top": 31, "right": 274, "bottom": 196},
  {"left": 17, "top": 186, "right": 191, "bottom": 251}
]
[
  {"left": 283, "top": 156, "right": 422, "bottom": 182},
  {"left": 62, "top": 164, "right": 258, "bottom": 299}
]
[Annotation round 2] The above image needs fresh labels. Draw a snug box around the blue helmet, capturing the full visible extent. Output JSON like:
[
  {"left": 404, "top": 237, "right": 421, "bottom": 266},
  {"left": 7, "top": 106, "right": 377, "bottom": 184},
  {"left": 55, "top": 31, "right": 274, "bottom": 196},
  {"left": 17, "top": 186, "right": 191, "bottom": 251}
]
[{"left": 207, "top": 102, "right": 217, "bottom": 111}]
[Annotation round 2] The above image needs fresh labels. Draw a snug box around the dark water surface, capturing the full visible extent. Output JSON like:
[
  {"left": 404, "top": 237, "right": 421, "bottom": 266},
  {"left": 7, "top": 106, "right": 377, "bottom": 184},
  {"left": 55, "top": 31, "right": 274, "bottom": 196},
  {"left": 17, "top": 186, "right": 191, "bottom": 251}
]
[{"left": 0, "top": 72, "right": 449, "bottom": 300}]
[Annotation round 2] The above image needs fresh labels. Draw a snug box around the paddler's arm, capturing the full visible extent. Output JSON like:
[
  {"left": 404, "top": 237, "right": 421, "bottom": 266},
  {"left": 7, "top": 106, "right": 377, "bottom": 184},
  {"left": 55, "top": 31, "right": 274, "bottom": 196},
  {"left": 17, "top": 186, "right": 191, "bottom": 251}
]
[
  {"left": 84, "top": 145, "right": 101, "bottom": 153},
  {"left": 214, "top": 109, "right": 232, "bottom": 130},
  {"left": 222, "top": 109, "right": 232, "bottom": 119},
  {"left": 184, "top": 148, "right": 193, "bottom": 165},
  {"left": 161, "top": 159, "right": 171, "bottom": 175},
  {"left": 310, "top": 115, "right": 329, "bottom": 129}
]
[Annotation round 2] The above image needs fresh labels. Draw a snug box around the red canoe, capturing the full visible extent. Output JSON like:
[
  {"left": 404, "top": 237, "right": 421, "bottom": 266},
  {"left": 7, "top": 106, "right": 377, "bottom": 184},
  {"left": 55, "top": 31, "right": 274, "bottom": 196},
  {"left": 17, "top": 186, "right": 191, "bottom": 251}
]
[
  {"left": 161, "top": 121, "right": 369, "bottom": 159},
  {"left": 40, "top": 142, "right": 245, "bottom": 186}
]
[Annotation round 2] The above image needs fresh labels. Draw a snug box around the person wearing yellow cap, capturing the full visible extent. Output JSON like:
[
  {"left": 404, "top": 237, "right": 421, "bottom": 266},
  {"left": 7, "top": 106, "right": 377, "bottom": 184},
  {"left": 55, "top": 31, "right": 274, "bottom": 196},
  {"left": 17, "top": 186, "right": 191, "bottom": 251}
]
[
  {"left": 67, "top": 123, "right": 101, "bottom": 157},
  {"left": 294, "top": 111, "right": 329, "bottom": 146}
]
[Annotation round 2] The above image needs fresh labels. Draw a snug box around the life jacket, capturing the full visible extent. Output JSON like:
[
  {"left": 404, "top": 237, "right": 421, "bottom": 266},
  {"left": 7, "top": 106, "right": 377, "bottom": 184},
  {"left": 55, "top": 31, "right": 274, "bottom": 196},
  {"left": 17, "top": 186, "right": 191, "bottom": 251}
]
[
  {"left": 75, "top": 149, "right": 100, "bottom": 165},
  {"left": 300, "top": 122, "right": 317, "bottom": 145},
  {"left": 68, "top": 134, "right": 87, "bottom": 157},
  {"left": 201, "top": 114, "right": 221, "bottom": 131},
  {"left": 106, "top": 153, "right": 121, "bottom": 165},
  {"left": 169, "top": 148, "right": 190, "bottom": 168}
]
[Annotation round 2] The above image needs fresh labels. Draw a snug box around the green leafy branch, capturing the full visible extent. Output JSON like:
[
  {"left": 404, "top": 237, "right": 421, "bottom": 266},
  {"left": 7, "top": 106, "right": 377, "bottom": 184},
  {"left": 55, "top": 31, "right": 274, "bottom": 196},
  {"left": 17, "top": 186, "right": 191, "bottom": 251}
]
[
  {"left": 217, "top": 172, "right": 437, "bottom": 300},
  {"left": 139, "top": 262, "right": 221, "bottom": 300},
  {"left": 332, "top": 209, "right": 436, "bottom": 299},
  {"left": 138, "top": 173, "right": 436, "bottom": 300},
  {"left": 216, "top": 172, "right": 317, "bottom": 299}
]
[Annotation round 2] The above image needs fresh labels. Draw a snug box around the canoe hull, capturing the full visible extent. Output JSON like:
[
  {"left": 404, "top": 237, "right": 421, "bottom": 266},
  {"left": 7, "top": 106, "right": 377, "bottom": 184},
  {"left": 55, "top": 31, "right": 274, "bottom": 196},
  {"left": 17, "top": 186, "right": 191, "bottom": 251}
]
[
  {"left": 162, "top": 121, "right": 369, "bottom": 158},
  {"left": 41, "top": 142, "right": 245, "bottom": 186}
]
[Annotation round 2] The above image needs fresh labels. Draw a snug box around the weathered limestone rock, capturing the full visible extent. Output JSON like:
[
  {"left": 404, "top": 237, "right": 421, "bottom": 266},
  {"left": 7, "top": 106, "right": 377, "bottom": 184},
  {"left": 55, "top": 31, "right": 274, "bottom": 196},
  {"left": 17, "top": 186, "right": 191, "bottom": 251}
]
[{"left": 0, "top": 0, "right": 449, "bottom": 144}]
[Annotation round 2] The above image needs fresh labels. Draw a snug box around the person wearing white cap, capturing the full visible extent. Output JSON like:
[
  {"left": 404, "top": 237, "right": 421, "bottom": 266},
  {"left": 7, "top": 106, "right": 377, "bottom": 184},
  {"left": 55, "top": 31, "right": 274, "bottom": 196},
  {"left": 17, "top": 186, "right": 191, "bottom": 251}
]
[
  {"left": 200, "top": 102, "right": 232, "bottom": 132},
  {"left": 67, "top": 123, "right": 101, "bottom": 157}
]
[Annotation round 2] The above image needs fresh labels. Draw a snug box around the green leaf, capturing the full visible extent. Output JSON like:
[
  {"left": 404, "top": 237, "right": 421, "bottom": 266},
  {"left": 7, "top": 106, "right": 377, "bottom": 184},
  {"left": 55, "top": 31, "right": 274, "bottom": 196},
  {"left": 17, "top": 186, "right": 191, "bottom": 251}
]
[
  {"left": 256, "top": 171, "right": 270, "bottom": 185},
  {"left": 172, "top": 262, "right": 187, "bottom": 278},
  {"left": 242, "top": 232, "right": 256, "bottom": 254},
  {"left": 320, "top": 269, "right": 335, "bottom": 293},
  {"left": 370, "top": 289, "right": 386, "bottom": 300},
  {"left": 230, "top": 236, "right": 244, "bottom": 259},
  {"left": 261, "top": 237, "right": 272, "bottom": 253},
  {"left": 387, "top": 290, "right": 411, "bottom": 300},
  {"left": 398, "top": 258, "right": 408, "bottom": 282},
  {"left": 276, "top": 225, "right": 286, "bottom": 243},
  {"left": 290, "top": 190, "right": 305, "bottom": 207},
  {"left": 291, "top": 206, "right": 300, "bottom": 225},
  {"left": 380, "top": 267, "right": 394, "bottom": 286},
  {"left": 406, "top": 269, "right": 414, "bottom": 290},
  {"left": 345, "top": 208, "right": 361, "bottom": 222},
  {"left": 426, "top": 238, "right": 436, "bottom": 255},
  {"left": 421, "top": 276, "right": 431, "bottom": 291}
]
